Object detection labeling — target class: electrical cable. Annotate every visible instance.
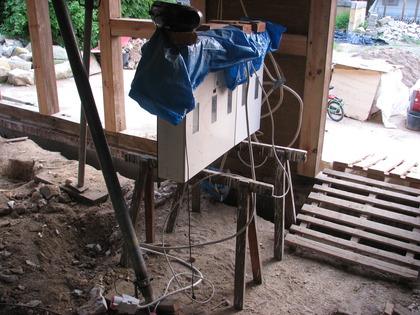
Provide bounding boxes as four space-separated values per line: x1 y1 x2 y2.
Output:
134 247 214 310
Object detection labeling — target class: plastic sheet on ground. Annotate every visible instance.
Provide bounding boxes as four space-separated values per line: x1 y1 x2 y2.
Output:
129 22 285 125
334 30 388 46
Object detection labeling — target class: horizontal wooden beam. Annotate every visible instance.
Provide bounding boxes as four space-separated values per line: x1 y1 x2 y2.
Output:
279 34 307 56
109 18 307 57
0 101 157 158
110 18 156 38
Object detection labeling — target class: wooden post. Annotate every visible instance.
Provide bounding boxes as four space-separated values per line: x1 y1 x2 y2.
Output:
25 0 59 116
233 185 249 310
165 183 187 233
98 0 126 132
415 0 420 20
274 161 285 261
298 0 336 178
191 178 201 213
384 1 388 17
120 163 147 267
144 166 155 243
401 0 407 19
247 193 262 284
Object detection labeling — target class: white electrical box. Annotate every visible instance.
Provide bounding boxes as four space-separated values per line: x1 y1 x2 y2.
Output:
158 67 263 183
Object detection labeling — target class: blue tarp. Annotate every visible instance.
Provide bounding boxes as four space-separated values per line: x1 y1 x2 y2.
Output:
334 30 388 46
129 21 286 125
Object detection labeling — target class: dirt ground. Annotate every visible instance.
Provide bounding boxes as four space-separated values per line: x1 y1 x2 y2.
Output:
1 44 420 315
0 135 419 315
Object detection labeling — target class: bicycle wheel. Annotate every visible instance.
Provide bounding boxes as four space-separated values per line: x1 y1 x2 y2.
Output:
327 99 344 122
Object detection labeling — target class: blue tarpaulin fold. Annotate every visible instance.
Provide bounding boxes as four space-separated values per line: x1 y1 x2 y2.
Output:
129 21 286 125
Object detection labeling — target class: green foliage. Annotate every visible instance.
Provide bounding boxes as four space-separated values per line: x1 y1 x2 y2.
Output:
0 0 160 49
335 11 350 30
359 20 368 29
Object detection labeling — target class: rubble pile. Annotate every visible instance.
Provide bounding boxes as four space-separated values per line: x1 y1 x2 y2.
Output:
375 17 420 42
122 37 147 70
0 34 104 87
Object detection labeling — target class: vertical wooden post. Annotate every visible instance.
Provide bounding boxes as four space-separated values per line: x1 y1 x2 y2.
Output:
401 0 407 19
98 0 126 132
233 185 249 310
144 167 155 243
25 0 59 116
191 178 201 213
384 1 388 17
165 183 187 233
247 193 262 284
298 0 336 178
414 0 419 20
274 162 285 261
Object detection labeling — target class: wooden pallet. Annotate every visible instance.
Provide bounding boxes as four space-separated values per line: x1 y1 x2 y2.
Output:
285 168 420 280
333 154 420 188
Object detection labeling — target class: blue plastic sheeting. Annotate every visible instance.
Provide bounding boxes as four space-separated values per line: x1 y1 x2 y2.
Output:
334 30 388 45
129 22 286 125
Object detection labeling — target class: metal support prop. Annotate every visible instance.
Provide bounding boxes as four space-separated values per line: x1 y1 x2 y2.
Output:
51 0 154 303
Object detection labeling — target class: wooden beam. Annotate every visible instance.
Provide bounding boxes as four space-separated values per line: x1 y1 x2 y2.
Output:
25 0 59 116
110 18 156 38
0 101 157 157
298 0 336 178
401 0 407 19
98 0 126 132
279 34 307 56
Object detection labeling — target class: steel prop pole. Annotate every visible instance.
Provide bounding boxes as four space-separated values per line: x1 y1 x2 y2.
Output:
51 0 154 303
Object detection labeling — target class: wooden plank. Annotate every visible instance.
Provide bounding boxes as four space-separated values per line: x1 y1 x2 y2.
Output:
323 168 420 196
318 174 420 204
301 204 420 243
237 141 307 163
297 214 420 254
98 0 126 133
195 169 273 196
25 0 59 116
285 234 418 280
110 18 156 38
320 169 420 201
290 225 420 268
0 102 157 156
389 159 418 178
330 67 382 121
298 0 336 178
278 34 307 56
313 184 420 216
352 153 387 170
308 192 420 228
367 156 404 175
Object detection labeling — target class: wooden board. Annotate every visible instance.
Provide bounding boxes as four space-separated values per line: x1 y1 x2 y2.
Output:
285 168 420 280
333 155 420 188
330 66 382 121
34 164 110 205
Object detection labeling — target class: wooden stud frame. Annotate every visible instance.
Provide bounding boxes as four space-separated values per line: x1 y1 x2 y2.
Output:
2 0 336 178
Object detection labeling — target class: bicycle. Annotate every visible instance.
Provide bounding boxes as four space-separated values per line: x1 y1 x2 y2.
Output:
327 86 345 122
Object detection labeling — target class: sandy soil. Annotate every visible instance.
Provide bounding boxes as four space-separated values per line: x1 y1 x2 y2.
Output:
0 136 419 315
